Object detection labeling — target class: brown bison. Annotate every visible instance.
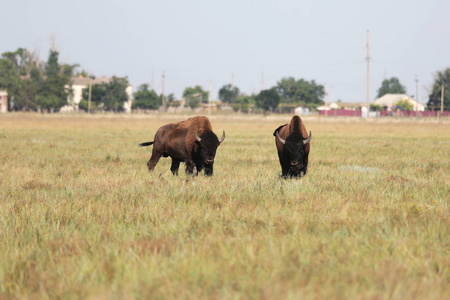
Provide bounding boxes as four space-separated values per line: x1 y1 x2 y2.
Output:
139 116 225 176
273 115 312 178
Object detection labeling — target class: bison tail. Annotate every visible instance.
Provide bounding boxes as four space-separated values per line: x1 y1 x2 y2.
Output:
139 141 154 147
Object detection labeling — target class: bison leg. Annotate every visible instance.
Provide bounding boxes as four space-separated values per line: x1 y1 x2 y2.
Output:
195 161 203 174
185 160 198 176
147 150 162 172
280 159 290 178
204 164 213 176
170 159 180 176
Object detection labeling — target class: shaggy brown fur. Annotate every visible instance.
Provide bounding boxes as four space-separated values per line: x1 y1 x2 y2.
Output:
140 116 225 176
273 115 311 178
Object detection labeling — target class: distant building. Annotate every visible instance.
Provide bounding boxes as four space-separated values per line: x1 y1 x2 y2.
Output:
166 98 186 113
317 102 346 111
62 76 133 112
318 102 365 111
338 102 366 110
202 102 218 112
317 104 330 111
294 106 310 115
374 94 424 111
0 90 7 113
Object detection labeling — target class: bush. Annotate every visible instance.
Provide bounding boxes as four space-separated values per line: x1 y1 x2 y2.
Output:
394 99 414 111
79 99 97 112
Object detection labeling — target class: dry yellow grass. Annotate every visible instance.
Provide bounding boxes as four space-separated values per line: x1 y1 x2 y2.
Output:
0 113 449 299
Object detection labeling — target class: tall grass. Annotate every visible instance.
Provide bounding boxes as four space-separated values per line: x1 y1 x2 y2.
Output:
0 114 449 299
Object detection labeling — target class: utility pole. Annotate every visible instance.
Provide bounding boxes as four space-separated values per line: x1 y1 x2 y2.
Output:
441 84 444 115
331 86 334 104
151 71 154 90
366 30 371 111
331 86 335 116
261 72 264 91
231 73 234 86
162 71 165 110
324 83 328 116
209 80 212 115
415 75 419 117
88 81 92 114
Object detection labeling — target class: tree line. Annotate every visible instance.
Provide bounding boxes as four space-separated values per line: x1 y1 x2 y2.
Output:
161 77 325 113
82 71 450 113
131 78 325 113
1 47 449 112
162 72 450 112
0 48 75 112
0 48 130 112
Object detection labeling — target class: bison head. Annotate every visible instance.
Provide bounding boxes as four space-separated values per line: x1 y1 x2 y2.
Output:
276 131 312 172
195 129 225 165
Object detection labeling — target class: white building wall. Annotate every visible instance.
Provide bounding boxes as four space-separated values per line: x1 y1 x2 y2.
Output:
0 91 8 113
63 77 133 112
72 85 85 105
123 85 133 113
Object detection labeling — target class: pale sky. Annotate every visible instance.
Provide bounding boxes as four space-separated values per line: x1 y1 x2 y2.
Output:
2 0 449 103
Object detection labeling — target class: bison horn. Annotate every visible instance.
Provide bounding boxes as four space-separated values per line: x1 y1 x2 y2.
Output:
303 131 312 145
219 130 225 143
276 131 286 145
195 129 201 142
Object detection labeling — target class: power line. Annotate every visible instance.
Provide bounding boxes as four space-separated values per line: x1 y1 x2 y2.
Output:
261 71 264 91
415 75 419 116
162 71 165 109
366 30 371 108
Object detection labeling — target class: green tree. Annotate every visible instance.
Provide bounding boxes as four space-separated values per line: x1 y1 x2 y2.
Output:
2 48 36 76
30 65 44 84
45 50 60 77
394 99 413 111
132 84 161 110
1 48 44 111
185 94 202 109
427 68 450 111
218 84 240 103
1 48 80 111
166 93 175 102
276 77 324 108
101 77 129 112
231 94 255 112
81 83 106 110
36 95 62 112
37 50 74 112
183 85 208 104
76 69 90 78
255 88 280 112
377 77 406 98
0 59 20 109
370 103 384 112
165 93 181 107
79 82 103 112
78 99 97 111
13 78 39 111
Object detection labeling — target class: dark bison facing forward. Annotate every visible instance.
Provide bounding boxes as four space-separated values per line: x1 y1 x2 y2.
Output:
273 115 312 178
139 116 225 176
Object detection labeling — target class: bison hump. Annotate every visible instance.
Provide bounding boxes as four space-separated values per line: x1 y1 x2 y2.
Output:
273 124 287 136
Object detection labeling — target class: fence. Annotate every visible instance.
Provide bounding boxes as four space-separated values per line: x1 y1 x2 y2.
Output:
319 110 450 117
319 110 362 117
380 111 450 117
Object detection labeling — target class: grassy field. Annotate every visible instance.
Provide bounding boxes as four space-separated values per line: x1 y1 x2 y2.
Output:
0 113 449 299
